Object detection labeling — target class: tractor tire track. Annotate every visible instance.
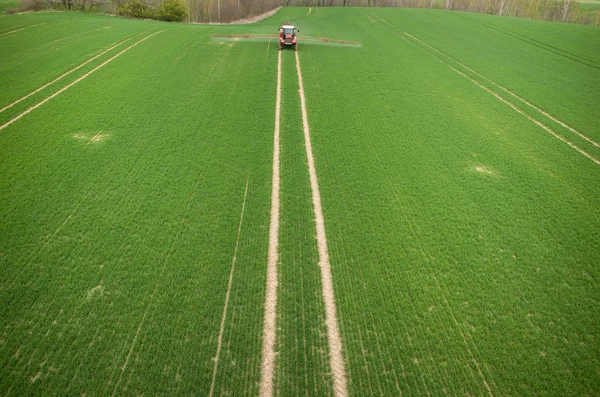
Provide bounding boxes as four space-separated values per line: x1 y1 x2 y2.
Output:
295 50 348 397
0 31 146 114
372 14 600 150
400 29 600 150
0 29 166 132
444 61 600 165
0 23 45 37
259 49 281 397
290 7 314 22
368 14 600 166
209 176 250 397
456 13 600 70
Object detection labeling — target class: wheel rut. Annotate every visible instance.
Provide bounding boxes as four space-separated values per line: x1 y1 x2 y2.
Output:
259 49 348 397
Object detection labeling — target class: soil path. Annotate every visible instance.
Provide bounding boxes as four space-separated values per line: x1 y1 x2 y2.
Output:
198 7 280 25
295 50 348 397
0 30 165 132
259 49 281 397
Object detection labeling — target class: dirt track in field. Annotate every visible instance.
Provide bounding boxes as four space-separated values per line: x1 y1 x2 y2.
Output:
195 6 280 25
295 50 348 397
260 46 348 397
375 13 599 150
0 32 145 114
449 62 600 166
259 49 281 397
0 30 165 132
399 29 600 149
367 13 600 167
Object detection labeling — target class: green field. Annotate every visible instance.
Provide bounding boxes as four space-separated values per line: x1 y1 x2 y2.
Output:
0 0 17 13
1 7 599 396
581 1 600 12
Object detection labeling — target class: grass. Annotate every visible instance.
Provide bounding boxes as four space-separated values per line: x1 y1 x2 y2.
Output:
580 3 600 12
1 6 599 396
581 0 600 10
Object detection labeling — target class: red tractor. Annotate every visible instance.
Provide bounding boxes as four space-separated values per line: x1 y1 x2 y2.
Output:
278 24 299 51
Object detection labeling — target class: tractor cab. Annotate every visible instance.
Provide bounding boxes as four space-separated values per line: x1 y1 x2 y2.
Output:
278 24 299 51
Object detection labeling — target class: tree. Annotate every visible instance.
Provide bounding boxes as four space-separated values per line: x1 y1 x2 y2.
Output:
158 0 187 20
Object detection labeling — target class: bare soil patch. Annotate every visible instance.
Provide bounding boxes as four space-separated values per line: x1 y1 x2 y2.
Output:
475 166 493 174
86 284 104 300
88 133 108 143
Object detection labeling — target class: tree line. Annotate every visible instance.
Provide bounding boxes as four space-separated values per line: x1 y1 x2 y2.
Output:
283 0 599 25
15 0 599 25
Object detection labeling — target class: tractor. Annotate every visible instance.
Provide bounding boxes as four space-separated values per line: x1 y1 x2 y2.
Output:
278 24 299 51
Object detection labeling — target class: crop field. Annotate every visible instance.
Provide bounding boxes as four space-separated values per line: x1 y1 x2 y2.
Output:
0 0 16 14
581 0 600 12
1 6 599 396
